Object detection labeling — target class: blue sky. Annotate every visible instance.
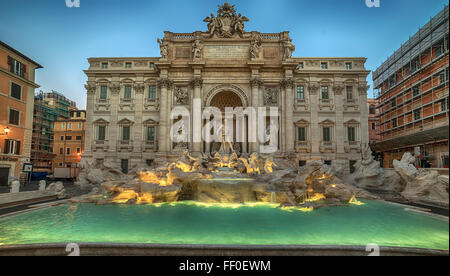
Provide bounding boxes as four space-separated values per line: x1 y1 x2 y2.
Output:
0 0 447 109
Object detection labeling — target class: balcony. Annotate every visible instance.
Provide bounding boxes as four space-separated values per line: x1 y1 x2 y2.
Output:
319 141 336 153
144 98 160 111
95 98 111 112
319 99 334 111
117 140 133 152
142 140 158 152
295 141 311 153
119 99 135 111
92 140 109 152
344 141 361 153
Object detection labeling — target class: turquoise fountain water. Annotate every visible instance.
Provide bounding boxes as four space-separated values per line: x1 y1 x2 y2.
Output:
0 200 448 250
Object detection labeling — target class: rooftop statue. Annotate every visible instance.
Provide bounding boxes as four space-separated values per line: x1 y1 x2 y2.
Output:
203 2 249 38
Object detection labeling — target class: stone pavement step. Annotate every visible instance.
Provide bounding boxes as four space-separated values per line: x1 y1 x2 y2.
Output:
0 191 58 210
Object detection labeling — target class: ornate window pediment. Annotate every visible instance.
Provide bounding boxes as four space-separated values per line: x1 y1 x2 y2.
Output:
319 119 335 126
118 118 134 126
143 118 159 126
294 119 310 126
344 119 360 126
93 118 109 126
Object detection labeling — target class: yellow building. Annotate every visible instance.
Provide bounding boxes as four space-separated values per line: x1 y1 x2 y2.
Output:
52 110 86 171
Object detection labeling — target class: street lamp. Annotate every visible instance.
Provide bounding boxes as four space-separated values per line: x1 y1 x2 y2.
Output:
0 127 10 136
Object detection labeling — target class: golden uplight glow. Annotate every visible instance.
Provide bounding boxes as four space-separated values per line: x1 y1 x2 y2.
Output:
349 195 364 205
305 193 326 202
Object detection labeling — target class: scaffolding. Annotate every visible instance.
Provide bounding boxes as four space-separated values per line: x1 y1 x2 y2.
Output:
31 91 76 176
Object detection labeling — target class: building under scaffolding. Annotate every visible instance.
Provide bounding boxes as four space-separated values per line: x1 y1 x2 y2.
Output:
372 5 449 168
31 91 77 178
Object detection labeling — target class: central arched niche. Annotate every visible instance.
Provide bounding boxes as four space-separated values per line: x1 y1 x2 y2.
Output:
210 91 243 111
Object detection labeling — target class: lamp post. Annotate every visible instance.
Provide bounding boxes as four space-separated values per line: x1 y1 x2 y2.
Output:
0 127 10 136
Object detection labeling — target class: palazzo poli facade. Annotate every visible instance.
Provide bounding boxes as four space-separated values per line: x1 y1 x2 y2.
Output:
83 3 370 174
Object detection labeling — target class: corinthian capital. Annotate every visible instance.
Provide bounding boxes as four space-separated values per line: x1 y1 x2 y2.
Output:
134 83 146 94
358 84 370 95
85 83 96 94
109 83 121 95
250 77 264 88
157 78 173 89
280 78 294 89
190 77 203 88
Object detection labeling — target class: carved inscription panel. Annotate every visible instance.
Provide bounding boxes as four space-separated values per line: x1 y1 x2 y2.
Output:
204 45 248 59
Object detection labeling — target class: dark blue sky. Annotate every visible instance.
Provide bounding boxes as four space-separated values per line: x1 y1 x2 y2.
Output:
0 0 447 108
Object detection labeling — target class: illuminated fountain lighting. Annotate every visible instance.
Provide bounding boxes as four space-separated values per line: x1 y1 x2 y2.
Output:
349 195 365 205
305 193 326 202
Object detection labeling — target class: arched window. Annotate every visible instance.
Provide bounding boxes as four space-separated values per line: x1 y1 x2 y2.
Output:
369 105 376 114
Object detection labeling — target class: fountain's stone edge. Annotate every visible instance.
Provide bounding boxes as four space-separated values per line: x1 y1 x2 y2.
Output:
0 243 447 256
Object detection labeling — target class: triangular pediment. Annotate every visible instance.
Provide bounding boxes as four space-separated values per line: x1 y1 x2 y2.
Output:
93 118 109 125
319 119 335 125
118 118 134 125
143 118 159 126
294 119 310 126
344 119 360 125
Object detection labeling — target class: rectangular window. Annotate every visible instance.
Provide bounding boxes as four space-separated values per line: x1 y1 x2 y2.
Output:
146 159 154 166
60 136 64 141
8 57 26 78
441 99 448 112
122 126 130 141
125 62 132 69
348 127 356 142
414 109 422 121
349 160 357 174
324 160 332 166
150 63 155 69
124 85 132 99
100 85 108 99
121 159 129 174
321 86 329 99
297 62 304 69
346 86 353 100
147 126 155 141
66 148 71 155
297 127 306 141
299 161 306 167
65 136 72 141
68 123 72 129
372 123 376 130
296 86 304 100
76 148 81 154
391 98 396 108
78 122 82 129
4 140 21 155
439 71 446 84
101 63 108 69
412 86 420 97
345 62 352 70
59 148 63 154
149 85 157 99
392 118 398 128
321 62 328 69
9 109 20 125
10 83 22 100
62 122 66 129
76 136 82 141
98 126 106 141
323 127 331 142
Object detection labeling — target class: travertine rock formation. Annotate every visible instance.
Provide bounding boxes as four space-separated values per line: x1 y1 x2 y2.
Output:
393 152 449 207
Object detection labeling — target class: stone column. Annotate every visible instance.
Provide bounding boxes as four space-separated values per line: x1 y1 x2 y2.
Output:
134 82 145 160
190 77 203 154
309 82 321 160
250 78 263 153
84 83 96 158
157 78 172 153
359 84 370 147
109 82 121 158
283 78 295 153
334 84 345 155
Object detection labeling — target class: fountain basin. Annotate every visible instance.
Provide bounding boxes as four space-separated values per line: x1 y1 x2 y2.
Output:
196 178 257 203
0 200 448 252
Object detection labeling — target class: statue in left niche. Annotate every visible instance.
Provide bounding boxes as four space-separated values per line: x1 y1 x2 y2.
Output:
192 39 204 60
157 38 169 59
